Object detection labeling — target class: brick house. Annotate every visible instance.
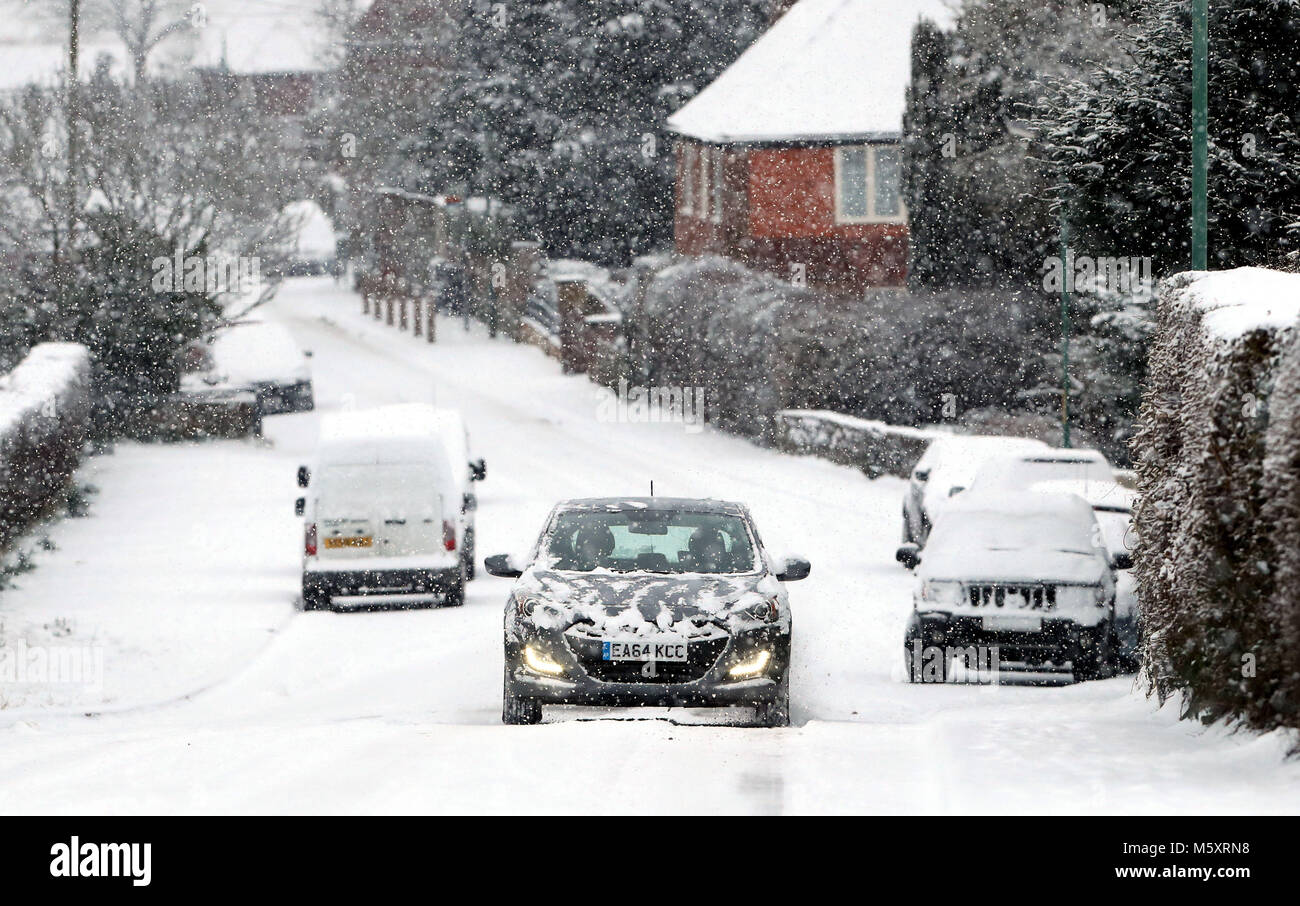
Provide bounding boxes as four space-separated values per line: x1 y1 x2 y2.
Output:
666 0 954 293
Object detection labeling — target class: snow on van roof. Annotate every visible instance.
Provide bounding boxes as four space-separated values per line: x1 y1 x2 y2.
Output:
1166 268 1300 342
667 0 957 143
322 404 449 443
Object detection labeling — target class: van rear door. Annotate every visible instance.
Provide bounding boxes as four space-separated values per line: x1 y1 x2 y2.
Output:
316 462 442 560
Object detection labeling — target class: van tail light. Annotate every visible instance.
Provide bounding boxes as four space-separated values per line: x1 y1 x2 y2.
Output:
442 520 456 552
305 523 318 557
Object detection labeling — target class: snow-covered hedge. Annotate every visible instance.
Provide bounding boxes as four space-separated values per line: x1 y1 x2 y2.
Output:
1132 268 1300 734
0 343 92 541
625 255 1053 443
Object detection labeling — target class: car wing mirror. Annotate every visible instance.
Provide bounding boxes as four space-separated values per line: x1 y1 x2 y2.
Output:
470 458 487 482
776 556 811 582
1111 551 1134 571
484 553 523 578
896 543 921 570
294 497 306 517
948 486 966 497
297 466 310 488
913 468 930 482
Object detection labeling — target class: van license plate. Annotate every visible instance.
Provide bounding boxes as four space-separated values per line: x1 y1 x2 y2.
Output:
983 615 1042 632
602 637 688 662
325 536 372 549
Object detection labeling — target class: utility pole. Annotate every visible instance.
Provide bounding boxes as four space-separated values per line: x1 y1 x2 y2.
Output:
1059 202 1072 449
1191 0 1209 270
64 0 80 262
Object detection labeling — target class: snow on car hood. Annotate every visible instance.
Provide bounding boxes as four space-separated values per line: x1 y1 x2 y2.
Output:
518 569 784 635
919 548 1107 586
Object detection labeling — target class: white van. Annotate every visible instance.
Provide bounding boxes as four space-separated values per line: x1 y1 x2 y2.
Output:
297 404 467 610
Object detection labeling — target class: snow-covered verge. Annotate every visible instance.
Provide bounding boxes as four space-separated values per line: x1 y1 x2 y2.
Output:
0 343 91 543
0 440 300 713
1134 267 1300 737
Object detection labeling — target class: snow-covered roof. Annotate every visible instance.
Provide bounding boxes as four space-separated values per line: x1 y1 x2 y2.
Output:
0 40 135 91
667 0 956 144
1168 267 1300 342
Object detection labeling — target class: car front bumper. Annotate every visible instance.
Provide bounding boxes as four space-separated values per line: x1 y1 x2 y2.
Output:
505 630 790 708
908 611 1108 670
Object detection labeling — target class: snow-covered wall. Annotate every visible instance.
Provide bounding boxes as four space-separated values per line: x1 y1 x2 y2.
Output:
0 343 91 543
1133 268 1300 736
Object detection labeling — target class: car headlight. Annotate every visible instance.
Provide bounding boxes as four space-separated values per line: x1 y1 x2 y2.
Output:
921 580 965 608
748 599 780 622
729 649 772 679
522 644 565 677
513 593 546 618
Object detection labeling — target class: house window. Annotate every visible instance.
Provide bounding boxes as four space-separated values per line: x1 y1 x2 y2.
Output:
697 147 711 220
681 145 696 216
834 145 906 224
710 147 725 223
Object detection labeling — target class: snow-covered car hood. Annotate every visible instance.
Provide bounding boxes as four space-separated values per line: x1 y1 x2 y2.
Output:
517 569 785 634
919 549 1108 586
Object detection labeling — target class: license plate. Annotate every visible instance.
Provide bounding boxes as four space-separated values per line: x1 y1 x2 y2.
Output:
983 614 1042 632
324 536 372 549
602 636 688 662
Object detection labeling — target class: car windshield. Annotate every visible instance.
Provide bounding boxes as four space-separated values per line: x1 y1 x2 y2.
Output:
543 510 757 574
929 511 1097 558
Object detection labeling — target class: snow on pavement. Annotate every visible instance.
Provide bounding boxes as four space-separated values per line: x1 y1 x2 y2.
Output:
0 276 1296 814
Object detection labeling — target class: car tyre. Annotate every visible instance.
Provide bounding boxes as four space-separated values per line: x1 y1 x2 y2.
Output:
302 586 327 612
502 668 542 725
1074 624 1113 682
754 674 790 728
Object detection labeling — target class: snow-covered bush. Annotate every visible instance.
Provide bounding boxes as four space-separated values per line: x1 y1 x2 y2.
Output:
1133 268 1300 734
0 343 91 543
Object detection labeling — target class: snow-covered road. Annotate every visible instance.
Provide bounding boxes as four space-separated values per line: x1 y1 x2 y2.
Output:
0 277 1296 814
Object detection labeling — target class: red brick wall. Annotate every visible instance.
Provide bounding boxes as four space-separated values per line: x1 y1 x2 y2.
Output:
673 140 908 291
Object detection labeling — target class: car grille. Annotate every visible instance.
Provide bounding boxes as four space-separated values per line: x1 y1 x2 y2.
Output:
565 632 729 685
968 584 1056 611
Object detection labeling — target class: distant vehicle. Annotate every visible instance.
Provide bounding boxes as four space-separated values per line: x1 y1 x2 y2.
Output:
278 200 338 277
966 448 1116 495
486 497 810 726
897 491 1122 682
902 435 1049 547
426 409 487 579
297 404 467 611
183 320 314 417
1027 479 1139 672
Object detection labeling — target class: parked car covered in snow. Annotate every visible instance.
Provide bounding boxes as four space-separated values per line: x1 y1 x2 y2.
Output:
297 404 468 610
898 491 1122 682
966 447 1116 495
486 497 810 726
902 434 1049 547
183 320 314 417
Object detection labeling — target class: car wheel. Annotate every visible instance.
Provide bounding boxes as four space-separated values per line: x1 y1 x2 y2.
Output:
502 668 542 725
754 674 790 728
445 578 466 607
302 587 327 612
1074 625 1112 682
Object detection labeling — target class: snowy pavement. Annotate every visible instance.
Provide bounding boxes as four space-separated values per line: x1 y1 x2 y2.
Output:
0 276 1296 814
